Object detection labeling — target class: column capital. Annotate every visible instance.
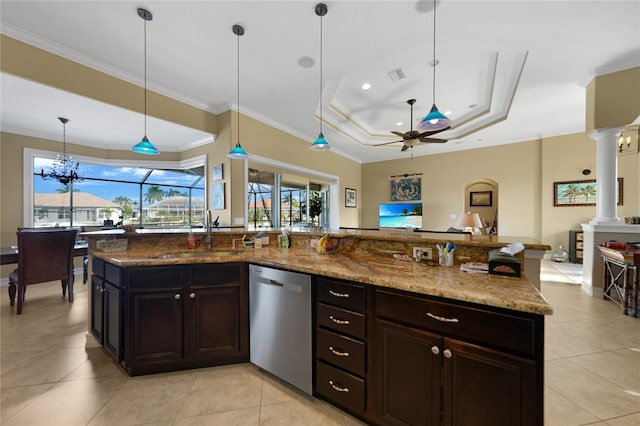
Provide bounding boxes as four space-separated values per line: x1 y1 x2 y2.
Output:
589 126 625 140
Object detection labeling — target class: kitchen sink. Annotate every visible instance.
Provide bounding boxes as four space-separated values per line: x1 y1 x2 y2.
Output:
152 251 240 259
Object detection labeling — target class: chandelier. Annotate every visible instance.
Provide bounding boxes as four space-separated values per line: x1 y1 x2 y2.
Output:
40 117 83 185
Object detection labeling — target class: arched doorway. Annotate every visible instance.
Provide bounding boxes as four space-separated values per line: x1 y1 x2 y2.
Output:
464 179 498 235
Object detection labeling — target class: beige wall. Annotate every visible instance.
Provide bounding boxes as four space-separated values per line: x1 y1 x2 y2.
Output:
362 133 639 251
586 67 640 134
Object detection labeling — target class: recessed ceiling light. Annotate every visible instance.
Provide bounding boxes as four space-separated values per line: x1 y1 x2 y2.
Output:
444 110 452 116
361 83 371 90
297 56 315 68
468 103 478 109
396 121 403 126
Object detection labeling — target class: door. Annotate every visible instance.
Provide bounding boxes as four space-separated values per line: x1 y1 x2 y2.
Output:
185 284 241 359
103 281 122 361
442 338 537 426
375 319 442 426
90 275 104 344
129 290 183 364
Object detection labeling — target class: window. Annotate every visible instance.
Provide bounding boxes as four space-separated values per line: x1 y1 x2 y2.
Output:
26 149 206 228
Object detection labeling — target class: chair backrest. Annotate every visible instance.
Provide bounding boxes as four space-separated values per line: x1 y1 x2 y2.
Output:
16 228 78 285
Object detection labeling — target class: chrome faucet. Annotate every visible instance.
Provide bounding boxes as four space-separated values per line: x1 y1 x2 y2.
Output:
204 210 213 249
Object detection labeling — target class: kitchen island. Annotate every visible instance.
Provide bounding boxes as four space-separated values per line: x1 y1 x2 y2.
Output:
84 229 551 426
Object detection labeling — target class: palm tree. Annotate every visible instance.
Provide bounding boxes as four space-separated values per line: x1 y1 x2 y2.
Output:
581 184 596 202
56 183 78 193
144 185 165 204
561 184 581 203
167 188 186 198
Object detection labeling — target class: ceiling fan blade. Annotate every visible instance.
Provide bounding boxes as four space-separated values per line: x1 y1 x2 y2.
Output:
417 126 451 138
419 137 448 143
401 145 409 152
390 131 409 139
373 140 404 146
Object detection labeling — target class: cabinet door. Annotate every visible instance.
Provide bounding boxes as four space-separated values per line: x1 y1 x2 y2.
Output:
185 284 242 359
129 291 183 364
442 338 537 426
375 319 442 426
90 276 104 344
103 281 122 361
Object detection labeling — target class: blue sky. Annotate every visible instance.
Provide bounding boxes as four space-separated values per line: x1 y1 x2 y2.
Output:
378 202 422 217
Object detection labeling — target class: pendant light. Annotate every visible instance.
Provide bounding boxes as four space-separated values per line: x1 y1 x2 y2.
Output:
131 8 159 155
310 3 331 151
417 0 451 132
40 117 83 185
227 24 249 160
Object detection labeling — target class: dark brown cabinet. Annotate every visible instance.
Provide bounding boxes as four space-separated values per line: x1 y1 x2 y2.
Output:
91 261 248 376
374 288 543 426
314 277 369 418
90 258 122 362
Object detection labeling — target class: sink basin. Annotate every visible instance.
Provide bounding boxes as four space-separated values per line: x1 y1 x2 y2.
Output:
152 251 240 259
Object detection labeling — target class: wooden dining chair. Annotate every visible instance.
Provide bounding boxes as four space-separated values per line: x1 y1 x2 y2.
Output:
8 228 78 314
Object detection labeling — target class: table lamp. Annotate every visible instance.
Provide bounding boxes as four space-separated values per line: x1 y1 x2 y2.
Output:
456 212 484 235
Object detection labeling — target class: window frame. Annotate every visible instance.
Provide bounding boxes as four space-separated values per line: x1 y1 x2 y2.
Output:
23 148 207 228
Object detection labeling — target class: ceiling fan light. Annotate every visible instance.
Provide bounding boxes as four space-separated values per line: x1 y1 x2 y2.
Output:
227 142 249 159
131 135 159 155
418 104 451 131
310 133 331 150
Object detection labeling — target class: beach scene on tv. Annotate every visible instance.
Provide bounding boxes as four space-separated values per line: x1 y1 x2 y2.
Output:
378 202 423 228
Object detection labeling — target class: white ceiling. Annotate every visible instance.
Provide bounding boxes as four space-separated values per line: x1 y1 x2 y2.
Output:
1 1 639 164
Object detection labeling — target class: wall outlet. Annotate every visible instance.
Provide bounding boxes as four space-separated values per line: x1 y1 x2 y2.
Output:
413 247 433 261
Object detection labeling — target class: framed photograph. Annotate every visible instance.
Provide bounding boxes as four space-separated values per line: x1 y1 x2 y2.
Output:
390 177 421 201
212 182 225 209
213 163 224 181
470 191 492 207
554 178 623 207
345 188 357 208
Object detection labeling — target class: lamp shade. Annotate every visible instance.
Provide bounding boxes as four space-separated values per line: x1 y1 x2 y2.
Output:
227 142 249 160
456 212 483 230
131 136 159 155
417 104 451 132
310 132 331 151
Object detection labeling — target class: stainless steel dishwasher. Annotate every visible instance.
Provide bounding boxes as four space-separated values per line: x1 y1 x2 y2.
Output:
249 264 312 395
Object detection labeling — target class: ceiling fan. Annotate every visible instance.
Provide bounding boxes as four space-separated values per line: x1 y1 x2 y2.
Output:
373 99 450 152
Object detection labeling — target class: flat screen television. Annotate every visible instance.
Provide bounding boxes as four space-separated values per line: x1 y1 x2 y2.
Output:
379 202 423 229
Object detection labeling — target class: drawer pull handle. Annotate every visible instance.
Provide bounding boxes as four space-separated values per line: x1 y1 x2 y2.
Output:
426 312 459 323
328 346 350 357
174 294 181 300
329 290 350 298
328 380 350 393
431 346 440 355
329 315 350 325
443 349 452 359
189 292 195 299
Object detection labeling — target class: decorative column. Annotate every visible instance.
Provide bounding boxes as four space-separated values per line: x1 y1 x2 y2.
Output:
589 127 623 224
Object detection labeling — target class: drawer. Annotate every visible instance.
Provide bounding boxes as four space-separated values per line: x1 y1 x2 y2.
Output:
576 242 584 250
316 361 365 414
576 232 584 241
316 328 365 376
317 303 366 339
191 263 243 286
127 266 182 290
92 257 105 278
375 289 537 356
105 262 122 287
316 278 365 313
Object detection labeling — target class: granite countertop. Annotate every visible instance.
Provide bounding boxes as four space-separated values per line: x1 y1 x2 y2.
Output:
92 247 553 316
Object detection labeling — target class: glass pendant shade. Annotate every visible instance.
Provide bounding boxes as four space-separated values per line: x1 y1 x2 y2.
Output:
310 132 331 151
417 104 451 132
132 136 159 155
227 142 249 159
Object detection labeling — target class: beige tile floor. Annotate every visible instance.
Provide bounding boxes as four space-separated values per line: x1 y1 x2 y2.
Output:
1 261 638 425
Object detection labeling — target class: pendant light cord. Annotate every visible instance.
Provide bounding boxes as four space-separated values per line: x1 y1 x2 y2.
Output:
319 10 323 134
144 17 148 137
237 29 240 145
432 0 437 105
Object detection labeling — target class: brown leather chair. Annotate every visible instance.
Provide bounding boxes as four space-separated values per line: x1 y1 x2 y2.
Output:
8 228 78 314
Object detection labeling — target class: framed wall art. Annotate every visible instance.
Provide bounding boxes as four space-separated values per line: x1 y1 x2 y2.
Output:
212 182 225 209
553 178 623 207
345 188 357 208
470 191 492 207
390 177 421 201
213 163 224 181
